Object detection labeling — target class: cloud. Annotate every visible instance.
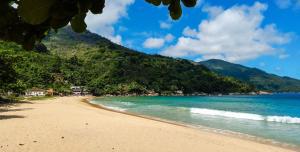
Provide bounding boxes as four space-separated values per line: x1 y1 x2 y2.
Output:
143 38 165 48
143 34 175 49
202 5 224 18
165 34 175 42
161 2 291 63
195 0 204 8
160 21 172 29
85 0 135 44
183 27 198 37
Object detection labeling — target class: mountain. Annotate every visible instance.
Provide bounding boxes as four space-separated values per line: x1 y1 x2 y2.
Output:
0 27 255 95
199 59 300 92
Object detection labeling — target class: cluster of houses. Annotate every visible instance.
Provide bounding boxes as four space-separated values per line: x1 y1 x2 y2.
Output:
25 86 89 97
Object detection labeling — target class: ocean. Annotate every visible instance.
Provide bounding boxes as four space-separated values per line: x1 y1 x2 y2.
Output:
91 94 300 147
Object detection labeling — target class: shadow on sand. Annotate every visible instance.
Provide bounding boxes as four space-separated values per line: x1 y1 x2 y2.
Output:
0 108 33 113
0 115 25 120
0 99 32 120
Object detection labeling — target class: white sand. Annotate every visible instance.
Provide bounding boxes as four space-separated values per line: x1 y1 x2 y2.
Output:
0 96 295 152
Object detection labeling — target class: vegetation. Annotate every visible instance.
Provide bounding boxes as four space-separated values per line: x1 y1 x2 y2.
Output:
199 59 300 92
0 27 254 96
0 0 197 50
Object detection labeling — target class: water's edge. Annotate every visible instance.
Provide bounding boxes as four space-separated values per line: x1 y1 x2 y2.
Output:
82 97 299 151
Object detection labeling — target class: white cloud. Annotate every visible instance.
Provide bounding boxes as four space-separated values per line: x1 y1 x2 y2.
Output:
161 2 291 63
165 34 175 42
183 27 198 37
202 5 224 18
195 0 204 8
160 21 172 29
85 0 135 44
143 34 175 49
143 38 165 49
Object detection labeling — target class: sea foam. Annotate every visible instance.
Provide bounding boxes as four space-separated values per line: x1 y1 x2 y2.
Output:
104 106 127 112
190 108 300 124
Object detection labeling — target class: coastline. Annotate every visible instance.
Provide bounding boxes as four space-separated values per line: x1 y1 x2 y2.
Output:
0 96 296 152
86 97 299 151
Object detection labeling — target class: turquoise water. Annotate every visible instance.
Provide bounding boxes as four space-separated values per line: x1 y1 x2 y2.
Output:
91 94 300 147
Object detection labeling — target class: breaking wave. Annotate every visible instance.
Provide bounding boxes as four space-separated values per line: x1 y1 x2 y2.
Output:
104 106 127 112
190 108 300 124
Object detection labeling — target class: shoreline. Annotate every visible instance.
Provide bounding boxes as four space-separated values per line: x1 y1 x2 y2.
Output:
0 96 296 152
86 97 299 151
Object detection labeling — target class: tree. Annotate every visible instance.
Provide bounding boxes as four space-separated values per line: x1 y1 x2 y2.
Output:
0 0 197 50
0 50 17 92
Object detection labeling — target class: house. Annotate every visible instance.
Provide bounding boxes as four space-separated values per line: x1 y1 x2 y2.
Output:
71 86 89 96
71 86 82 96
25 88 46 96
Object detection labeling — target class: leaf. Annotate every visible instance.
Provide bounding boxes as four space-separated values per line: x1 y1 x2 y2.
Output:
71 13 87 33
145 0 161 6
18 0 57 25
162 0 171 5
168 0 182 20
181 0 197 7
90 0 105 14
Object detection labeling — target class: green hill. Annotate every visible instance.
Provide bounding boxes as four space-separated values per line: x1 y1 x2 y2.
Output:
199 59 300 92
0 27 254 96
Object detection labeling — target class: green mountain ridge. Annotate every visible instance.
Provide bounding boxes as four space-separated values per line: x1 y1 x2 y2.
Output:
43 27 254 95
0 27 254 96
199 59 300 92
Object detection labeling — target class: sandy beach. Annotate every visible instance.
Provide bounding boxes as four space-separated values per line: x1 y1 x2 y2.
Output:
0 96 295 152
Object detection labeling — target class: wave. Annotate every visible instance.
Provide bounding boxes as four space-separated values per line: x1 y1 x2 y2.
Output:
103 106 127 112
119 102 136 106
190 108 300 124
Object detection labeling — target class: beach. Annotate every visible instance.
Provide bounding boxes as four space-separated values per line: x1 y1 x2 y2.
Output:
0 96 295 152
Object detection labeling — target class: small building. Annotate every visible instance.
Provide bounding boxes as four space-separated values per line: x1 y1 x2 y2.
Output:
71 86 89 96
71 86 82 96
25 88 46 96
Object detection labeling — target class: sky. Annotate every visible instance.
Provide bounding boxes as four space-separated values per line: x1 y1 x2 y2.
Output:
85 0 300 79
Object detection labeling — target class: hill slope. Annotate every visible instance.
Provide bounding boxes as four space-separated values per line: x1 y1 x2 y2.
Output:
0 27 254 95
42 27 254 95
199 59 300 92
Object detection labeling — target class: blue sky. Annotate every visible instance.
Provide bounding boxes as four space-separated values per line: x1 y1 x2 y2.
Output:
85 0 300 79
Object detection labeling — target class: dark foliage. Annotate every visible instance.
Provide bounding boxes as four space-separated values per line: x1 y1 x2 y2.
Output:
0 0 197 50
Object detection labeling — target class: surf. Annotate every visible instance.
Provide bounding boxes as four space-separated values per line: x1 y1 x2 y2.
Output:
190 108 300 124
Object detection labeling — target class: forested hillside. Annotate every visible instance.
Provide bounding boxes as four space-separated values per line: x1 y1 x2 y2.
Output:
199 59 300 92
0 27 254 96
